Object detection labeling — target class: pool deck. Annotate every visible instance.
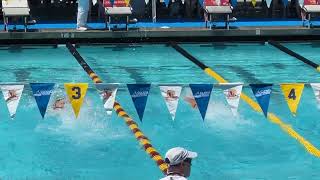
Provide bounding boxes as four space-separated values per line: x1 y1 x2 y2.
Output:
1 22 320 43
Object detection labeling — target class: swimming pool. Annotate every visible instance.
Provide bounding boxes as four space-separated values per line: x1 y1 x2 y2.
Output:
0 43 319 179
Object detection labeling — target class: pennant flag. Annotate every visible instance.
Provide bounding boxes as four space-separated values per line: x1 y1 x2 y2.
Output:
231 0 237 7
164 0 170 7
145 0 149 4
220 83 243 116
299 0 304 6
266 0 272 7
0 85 24 119
252 0 256 7
125 0 130 6
110 0 115 6
64 83 88 118
30 83 55 119
189 84 213 120
282 0 288 6
96 83 118 116
250 84 273 117
280 83 304 116
199 0 204 7
127 84 151 121
159 86 182 120
311 83 320 105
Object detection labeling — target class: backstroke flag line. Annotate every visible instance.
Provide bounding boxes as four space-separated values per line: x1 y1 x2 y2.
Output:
159 85 182 120
220 83 243 116
250 84 273 117
311 83 320 105
127 84 151 121
96 83 118 116
190 84 213 121
30 83 55 118
280 83 304 116
0 85 24 119
64 83 88 118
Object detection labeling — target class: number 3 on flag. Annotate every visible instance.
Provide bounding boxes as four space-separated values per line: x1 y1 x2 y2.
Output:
65 83 88 118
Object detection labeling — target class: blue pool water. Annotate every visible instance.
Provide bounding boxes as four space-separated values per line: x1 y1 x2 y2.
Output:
0 43 319 179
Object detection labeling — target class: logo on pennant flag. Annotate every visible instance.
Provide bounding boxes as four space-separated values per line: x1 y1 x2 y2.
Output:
311 83 320 105
159 86 182 120
64 83 88 118
280 83 304 116
30 83 55 119
96 83 118 116
250 84 273 117
0 85 24 119
127 84 151 121
189 84 213 121
220 83 243 116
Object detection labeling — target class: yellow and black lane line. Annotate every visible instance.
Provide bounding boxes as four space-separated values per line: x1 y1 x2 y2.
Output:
66 43 168 174
268 40 320 72
170 42 320 158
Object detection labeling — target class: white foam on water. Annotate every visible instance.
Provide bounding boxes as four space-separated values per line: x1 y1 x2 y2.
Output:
204 101 255 130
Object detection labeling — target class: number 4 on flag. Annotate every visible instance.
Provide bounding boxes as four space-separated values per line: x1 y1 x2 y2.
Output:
280 83 304 116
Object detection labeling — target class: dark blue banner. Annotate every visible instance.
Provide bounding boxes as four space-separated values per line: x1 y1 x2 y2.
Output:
127 84 151 121
250 84 273 117
30 83 55 118
190 84 213 121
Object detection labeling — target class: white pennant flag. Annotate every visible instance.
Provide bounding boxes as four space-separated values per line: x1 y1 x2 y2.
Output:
220 83 243 116
0 85 24 119
145 0 149 4
96 84 118 116
311 83 320 105
159 86 182 120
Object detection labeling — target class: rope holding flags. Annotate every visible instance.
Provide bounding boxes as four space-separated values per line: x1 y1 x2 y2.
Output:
0 83 319 121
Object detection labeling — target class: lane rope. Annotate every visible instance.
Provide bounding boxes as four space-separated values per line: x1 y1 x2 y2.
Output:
66 43 168 174
268 40 320 72
170 42 320 158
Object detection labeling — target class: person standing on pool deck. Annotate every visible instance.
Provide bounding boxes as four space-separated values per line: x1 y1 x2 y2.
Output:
160 147 198 180
77 0 97 31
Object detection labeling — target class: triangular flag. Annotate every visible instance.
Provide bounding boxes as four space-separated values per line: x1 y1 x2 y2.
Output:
96 83 118 116
182 0 185 4
164 0 170 7
299 0 304 7
159 86 182 120
127 84 151 121
282 0 288 6
30 83 55 119
199 0 204 7
64 83 88 118
0 85 24 119
189 84 213 120
252 0 256 6
220 83 243 116
311 83 320 105
280 83 304 116
231 0 237 7
110 0 115 6
125 0 130 6
145 0 149 4
266 0 272 7
250 84 273 117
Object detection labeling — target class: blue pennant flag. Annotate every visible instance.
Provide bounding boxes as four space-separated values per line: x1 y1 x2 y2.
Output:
282 0 288 6
190 84 213 121
164 0 170 7
199 0 204 7
30 83 55 118
127 84 151 121
250 84 273 117
231 0 237 7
